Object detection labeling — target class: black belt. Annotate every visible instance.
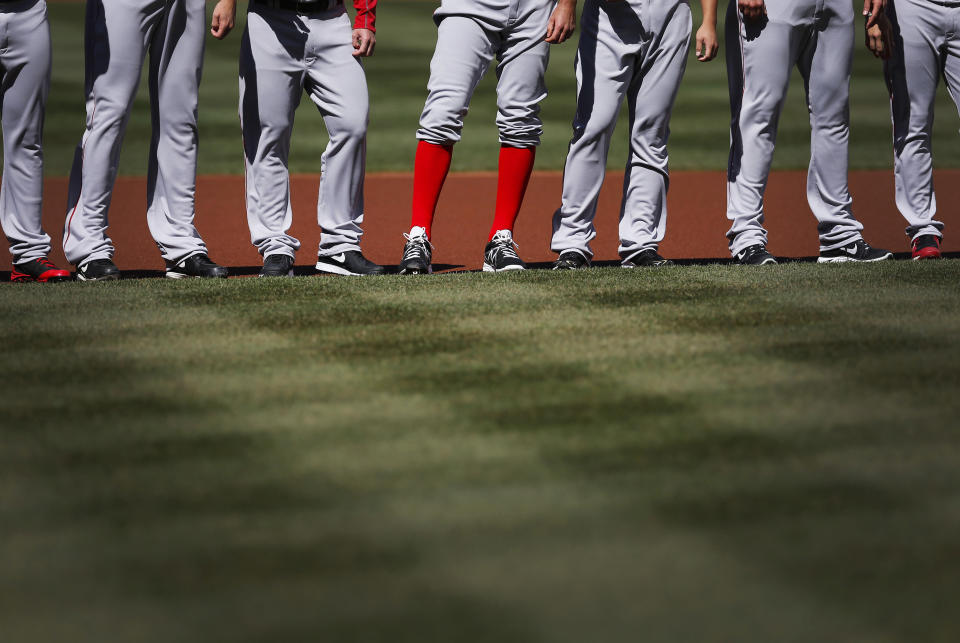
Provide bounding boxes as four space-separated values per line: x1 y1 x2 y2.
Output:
252 0 341 14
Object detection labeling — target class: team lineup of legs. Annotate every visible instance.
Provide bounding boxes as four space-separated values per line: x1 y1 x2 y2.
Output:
1 0 954 282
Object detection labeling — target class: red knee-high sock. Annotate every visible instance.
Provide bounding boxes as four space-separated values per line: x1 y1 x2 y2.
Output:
410 141 453 239
489 145 536 240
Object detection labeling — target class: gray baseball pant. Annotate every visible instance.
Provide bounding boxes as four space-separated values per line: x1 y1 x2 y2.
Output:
417 0 555 147
240 1 368 260
550 0 692 261
63 0 207 267
0 0 51 265
885 0 960 241
726 0 864 256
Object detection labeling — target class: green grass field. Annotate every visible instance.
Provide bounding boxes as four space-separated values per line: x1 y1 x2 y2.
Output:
4 261 960 642
42 1 960 175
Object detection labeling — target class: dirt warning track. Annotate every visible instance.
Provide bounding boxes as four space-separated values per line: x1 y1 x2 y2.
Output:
4 170 957 273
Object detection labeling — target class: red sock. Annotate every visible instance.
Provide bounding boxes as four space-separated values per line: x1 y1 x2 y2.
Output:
489 145 536 240
411 141 453 239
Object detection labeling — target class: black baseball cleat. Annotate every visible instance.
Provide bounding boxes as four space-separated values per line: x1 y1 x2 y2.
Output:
399 226 432 274
316 250 385 276
165 253 228 279
483 230 525 272
912 235 941 260
76 258 120 281
735 244 777 265
260 254 295 277
552 249 590 270
818 239 892 263
622 248 674 268
11 257 71 283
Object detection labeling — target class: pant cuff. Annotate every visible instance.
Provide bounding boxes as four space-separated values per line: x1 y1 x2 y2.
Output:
910 228 943 242
819 233 863 253
166 249 208 264
729 234 768 257
318 241 362 257
76 251 114 268
619 243 659 261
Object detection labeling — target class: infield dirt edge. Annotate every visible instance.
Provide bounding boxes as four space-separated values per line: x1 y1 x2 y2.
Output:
4 170 954 272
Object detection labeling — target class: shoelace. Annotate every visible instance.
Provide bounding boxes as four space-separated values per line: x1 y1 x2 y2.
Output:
489 232 520 262
402 233 433 262
36 257 58 270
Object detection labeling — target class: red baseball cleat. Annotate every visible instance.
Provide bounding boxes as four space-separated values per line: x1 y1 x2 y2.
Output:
11 257 72 283
911 235 942 260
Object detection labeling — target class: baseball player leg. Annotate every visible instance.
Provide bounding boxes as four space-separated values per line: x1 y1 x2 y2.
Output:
886 0 947 247
481 8 551 271
493 4 550 152
63 0 163 268
305 9 378 273
617 0 692 265
239 7 305 262
146 0 214 270
550 0 632 261
410 16 498 238
409 141 452 242
943 22 960 122
796 0 864 252
725 0 800 258
417 16 498 147
942 13 960 237
489 146 536 242
1 0 53 267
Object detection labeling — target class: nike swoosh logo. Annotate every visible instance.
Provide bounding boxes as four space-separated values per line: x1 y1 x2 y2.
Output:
329 254 346 263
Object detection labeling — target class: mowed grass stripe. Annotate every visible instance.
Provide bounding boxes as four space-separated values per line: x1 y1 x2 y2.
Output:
2 261 960 642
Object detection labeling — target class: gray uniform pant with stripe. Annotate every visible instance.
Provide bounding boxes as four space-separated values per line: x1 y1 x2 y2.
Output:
1 0 50 265
550 0 692 261
63 0 208 266
417 0 555 147
240 2 368 259
885 0 960 241
725 0 864 256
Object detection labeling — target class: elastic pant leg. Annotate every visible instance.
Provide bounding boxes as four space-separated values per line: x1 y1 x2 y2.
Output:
239 5 306 259
305 11 369 256
63 0 165 265
725 1 799 256
797 1 862 251
417 16 497 145
147 0 207 262
886 0 950 241
0 0 51 264
618 0 692 260
551 0 629 258
942 15 960 233
494 2 552 147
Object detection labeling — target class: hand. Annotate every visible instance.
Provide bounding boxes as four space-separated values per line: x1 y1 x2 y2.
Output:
863 0 886 29
353 28 376 57
738 0 766 22
695 23 719 61
865 14 894 60
545 0 577 44
210 0 236 39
